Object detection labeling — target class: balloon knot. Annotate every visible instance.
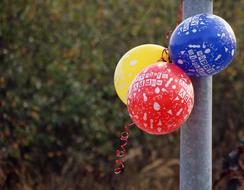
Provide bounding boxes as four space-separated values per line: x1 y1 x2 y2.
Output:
159 48 171 63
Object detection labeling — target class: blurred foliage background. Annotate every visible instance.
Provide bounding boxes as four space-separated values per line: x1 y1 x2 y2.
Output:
0 0 243 189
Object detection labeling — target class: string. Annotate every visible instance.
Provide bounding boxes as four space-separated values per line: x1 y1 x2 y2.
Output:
176 0 184 26
165 0 184 40
162 0 184 62
113 122 134 175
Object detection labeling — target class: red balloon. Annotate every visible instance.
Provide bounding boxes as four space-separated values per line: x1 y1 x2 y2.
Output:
127 62 194 135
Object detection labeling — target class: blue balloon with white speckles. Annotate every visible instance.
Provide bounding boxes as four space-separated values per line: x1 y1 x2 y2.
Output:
169 13 236 77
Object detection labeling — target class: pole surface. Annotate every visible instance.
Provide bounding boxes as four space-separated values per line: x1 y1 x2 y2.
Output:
180 1 213 190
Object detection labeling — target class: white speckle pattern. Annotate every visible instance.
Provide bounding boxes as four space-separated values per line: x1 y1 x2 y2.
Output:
181 51 185 55
119 83 125 89
215 54 222 61
165 78 173 87
157 128 162 132
192 29 197 33
204 48 211 54
172 85 176 89
157 120 162 126
231 49 235 56
188 44 201 48
178 59 183 64
150 119 154 129
176 108 183 116
167 110 173 115
175 96 179 101
153 102 160 111
225 47 228 52
162 88 168 92
202 42 206 49
155 87 160 94
143 113 147 121
143 93 147 102
157 62 165 67
130 60 138 66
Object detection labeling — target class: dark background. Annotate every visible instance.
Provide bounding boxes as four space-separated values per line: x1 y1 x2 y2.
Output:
1 0 243 189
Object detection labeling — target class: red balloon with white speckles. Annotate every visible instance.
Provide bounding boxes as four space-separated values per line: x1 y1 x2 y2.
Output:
127 62 194 135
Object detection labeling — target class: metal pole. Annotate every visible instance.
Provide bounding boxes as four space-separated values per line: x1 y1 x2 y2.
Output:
180 1 213 190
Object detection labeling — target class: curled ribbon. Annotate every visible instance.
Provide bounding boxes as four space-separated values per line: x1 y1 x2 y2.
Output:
114 122 134 174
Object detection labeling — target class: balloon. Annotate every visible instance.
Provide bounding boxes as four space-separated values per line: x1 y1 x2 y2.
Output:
169 13 236 76
114 44 168 104
127 62 194 135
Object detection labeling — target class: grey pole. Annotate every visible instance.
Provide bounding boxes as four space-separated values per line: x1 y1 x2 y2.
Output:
180 1 213 190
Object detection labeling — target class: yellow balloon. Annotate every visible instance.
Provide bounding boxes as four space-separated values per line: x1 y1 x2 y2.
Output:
114 44 167 104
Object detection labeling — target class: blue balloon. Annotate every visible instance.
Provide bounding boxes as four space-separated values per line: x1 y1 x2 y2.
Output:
169 13 236 77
